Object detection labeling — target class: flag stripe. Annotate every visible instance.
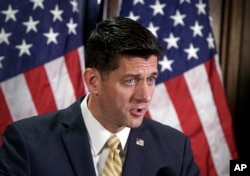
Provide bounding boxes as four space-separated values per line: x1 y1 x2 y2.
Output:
1 75 37 121
144 110 151 119
149 84 182 131
165 72 217 176
65 48 85 99
205 57 238 159
78 46 88 93
0 88 13 144
185 62 231 175
44 55 76 110
24 66 57 115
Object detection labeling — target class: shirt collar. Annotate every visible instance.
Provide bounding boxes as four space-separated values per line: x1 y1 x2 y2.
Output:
81 94 130 154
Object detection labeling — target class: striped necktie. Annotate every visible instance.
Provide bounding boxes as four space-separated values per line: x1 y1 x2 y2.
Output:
102 135 122 176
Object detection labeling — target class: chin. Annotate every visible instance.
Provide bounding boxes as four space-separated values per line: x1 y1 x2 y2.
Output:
129 120 143 128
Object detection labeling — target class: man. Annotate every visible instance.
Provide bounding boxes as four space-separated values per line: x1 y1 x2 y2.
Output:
0 17 200 176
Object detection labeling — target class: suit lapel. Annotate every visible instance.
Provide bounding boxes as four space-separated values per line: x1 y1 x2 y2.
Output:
62 127 96 176
61 99 96 176
122 126 149 176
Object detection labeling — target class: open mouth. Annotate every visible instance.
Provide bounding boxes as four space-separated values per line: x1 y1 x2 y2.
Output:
130 108 146 116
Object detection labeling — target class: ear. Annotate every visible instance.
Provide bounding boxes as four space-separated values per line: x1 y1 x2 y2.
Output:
83 68 101 95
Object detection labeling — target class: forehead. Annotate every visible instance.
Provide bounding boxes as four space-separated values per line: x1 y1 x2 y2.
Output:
118 56 158 73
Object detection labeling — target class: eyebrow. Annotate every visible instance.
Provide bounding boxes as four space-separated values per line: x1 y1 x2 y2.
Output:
123 72 159 78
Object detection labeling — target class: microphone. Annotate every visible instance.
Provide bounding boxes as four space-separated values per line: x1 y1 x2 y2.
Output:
157 166 177 176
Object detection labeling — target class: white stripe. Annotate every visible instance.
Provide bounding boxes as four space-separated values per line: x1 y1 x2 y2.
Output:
44 56 76 110
0 74 37 121
184 64 231 176
214 54 223 85
78 46 88 93
149 83 182 132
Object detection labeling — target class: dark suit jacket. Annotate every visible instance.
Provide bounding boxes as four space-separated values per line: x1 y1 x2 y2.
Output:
0 97 200 176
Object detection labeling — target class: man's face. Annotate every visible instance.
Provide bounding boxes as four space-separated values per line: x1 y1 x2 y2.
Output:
87 55 158 133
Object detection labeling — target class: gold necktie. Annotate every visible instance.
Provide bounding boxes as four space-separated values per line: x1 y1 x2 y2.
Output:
102 135 122 176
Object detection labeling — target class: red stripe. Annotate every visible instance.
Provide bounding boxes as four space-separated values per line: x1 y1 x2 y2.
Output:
165 75 217 176
24 66 57 115
0 88 13 145
64 49 85 99
145 110 151 119
205 58 238 159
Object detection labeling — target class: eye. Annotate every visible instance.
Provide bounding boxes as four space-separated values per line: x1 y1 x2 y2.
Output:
124 78 137 86
147 77 156 85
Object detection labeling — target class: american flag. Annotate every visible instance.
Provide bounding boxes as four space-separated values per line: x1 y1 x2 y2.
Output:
0 0 87 144
119 0 238 175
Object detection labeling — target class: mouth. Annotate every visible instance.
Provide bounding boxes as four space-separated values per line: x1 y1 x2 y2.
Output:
129 108 147 117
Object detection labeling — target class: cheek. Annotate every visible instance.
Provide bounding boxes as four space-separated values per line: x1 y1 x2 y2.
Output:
109 88 131 104
106 87 132 108
100 81 133 106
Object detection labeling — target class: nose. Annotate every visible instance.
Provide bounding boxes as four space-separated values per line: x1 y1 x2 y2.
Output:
134 80 152 103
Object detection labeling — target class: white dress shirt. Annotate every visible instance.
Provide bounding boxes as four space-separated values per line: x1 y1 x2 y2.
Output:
81 94 131 176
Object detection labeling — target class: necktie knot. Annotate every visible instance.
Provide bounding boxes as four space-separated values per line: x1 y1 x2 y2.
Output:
106 135 121 151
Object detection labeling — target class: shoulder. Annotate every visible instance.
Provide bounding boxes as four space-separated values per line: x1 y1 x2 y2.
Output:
142 117 186 138
138 118 194 160
137 118 200 176
5 97 84 136
139 117 190 149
